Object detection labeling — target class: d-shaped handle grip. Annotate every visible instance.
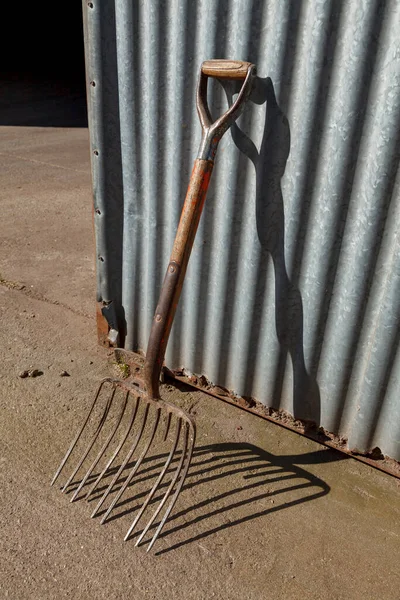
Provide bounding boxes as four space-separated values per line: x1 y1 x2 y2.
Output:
201 59 253 80
196 59 256 161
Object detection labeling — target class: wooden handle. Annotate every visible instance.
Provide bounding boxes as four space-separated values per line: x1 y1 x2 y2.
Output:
201 59 252 80
144 159 214 397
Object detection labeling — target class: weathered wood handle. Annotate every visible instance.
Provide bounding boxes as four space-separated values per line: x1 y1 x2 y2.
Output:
144 159 214 397
201 59 252 80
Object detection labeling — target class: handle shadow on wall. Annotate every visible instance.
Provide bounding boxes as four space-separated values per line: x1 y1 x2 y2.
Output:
222 77 321 427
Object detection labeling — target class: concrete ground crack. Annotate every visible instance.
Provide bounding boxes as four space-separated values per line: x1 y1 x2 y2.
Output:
0 278 91 320
0 150 89 175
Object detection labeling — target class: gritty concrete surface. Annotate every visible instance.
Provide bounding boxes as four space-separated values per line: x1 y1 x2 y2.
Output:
0 123 400 600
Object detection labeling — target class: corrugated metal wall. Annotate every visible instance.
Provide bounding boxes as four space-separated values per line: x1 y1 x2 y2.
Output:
84 0 400 460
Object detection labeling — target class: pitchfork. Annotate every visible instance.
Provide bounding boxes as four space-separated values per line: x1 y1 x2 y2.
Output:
52 59 256 551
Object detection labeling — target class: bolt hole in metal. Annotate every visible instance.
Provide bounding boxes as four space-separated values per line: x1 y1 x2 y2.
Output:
93 150 99 156
95 209 101 215
90 80 96 87
98 256 104 262
87 2 94 8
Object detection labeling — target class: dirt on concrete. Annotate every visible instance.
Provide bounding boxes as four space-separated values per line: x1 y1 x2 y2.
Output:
0 124 400 600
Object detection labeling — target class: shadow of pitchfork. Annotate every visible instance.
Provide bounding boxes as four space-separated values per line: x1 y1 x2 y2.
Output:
73 442 343 554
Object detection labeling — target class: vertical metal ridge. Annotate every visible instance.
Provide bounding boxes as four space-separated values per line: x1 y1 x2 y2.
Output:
292 1 386 426
178 0 217 370
167 0 201 367
239 2 276 401
199 0 235 381
220 0 266 388
337 1 400 449
256 0 308 415
162 0 189 341
116 0 140 350
366 165 400 458
188 0 222 375
142 2 160 338
317 0 399 434
136 2 150 348
87 0 400 460
84 0 106 301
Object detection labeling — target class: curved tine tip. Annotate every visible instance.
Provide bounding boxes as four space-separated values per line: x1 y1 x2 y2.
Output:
135 424 189 549
124 419 182 542
146 423 195 552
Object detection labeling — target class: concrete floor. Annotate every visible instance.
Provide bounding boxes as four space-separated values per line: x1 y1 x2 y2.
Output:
0 114 400 599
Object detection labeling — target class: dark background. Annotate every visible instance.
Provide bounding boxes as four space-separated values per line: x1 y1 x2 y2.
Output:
1 2 87 127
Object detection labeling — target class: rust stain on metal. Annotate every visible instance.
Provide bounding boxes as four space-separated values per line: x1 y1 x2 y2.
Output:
110 346 400 480
168 370 400 481
96 302 111 347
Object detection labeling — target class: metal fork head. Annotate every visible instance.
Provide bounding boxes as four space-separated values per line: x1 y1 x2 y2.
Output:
51 378 196 552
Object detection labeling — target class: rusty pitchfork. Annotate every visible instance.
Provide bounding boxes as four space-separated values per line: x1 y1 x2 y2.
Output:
52 59 256 551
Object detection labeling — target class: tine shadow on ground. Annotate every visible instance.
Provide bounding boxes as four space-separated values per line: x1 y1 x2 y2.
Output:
154 443 343 554
67 442 344 554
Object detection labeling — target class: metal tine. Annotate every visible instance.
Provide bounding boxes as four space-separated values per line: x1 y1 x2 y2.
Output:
100 408 161 524
84 393 139 500
51 379 110 487
124 417 182 541
134 422 190 549
69 390 130 502
163 412 172 442
91 403 150 518
146 423 195 552
61 384 117 493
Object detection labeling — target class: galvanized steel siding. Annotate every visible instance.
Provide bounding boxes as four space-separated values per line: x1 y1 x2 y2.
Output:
84 0 400 460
